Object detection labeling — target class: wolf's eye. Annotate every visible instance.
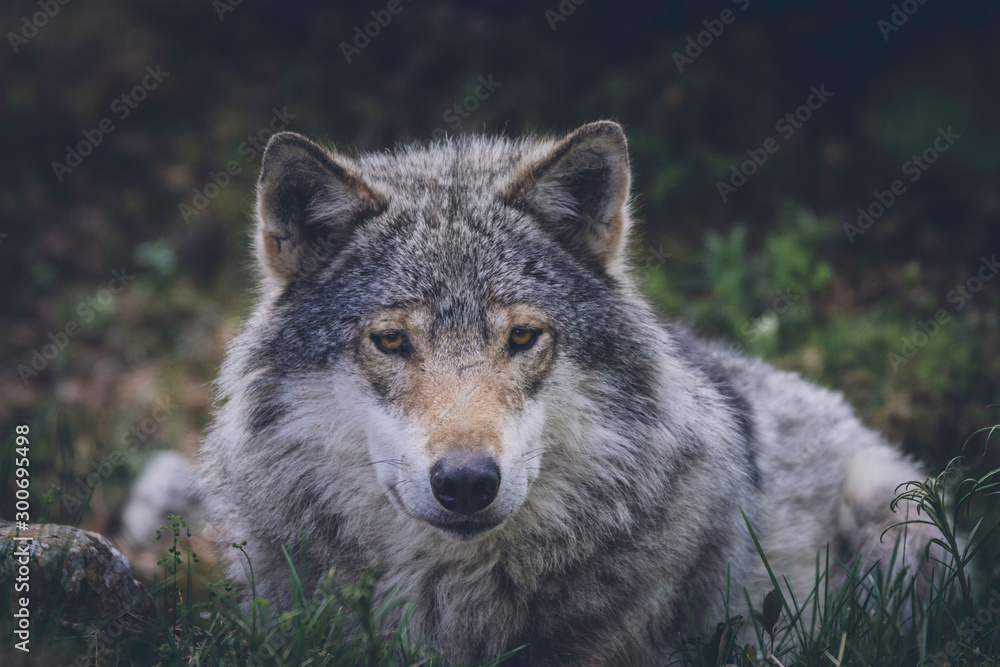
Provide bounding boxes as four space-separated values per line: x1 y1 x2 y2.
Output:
509 327 540 352
373 332 407 355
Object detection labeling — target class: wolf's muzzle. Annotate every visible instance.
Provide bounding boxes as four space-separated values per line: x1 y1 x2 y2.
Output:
430 450 501 515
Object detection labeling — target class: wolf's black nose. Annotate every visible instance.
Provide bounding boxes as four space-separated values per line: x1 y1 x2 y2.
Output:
430 451 500 515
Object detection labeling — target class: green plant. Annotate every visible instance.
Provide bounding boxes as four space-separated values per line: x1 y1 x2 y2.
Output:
885 422 1000 616
668 424 1000 666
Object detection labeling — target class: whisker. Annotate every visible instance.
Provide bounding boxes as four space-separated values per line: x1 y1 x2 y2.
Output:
521 448 547 463
367 458 405 470
388 479 411 492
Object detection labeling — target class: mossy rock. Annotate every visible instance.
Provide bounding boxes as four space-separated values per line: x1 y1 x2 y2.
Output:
0 520 151 627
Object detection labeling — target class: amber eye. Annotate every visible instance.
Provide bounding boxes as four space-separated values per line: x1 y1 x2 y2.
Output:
509 327 539 352
373 332 407 354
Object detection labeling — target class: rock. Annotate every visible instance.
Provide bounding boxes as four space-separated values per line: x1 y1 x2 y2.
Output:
0 520 150 626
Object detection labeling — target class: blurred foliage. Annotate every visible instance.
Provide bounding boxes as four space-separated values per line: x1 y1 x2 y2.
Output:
0 0 998 576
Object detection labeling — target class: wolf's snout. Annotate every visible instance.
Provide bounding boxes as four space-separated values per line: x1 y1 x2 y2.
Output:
430 451 501 515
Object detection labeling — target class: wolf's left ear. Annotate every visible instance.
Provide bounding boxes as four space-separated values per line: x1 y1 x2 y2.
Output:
255 132 387 287
502 121 631 272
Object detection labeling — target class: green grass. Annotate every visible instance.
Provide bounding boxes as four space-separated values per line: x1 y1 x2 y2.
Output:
3 426 998 666
675 424 1000 667
1 513 518 666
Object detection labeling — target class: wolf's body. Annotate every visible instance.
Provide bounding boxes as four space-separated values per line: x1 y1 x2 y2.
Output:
199 122 939 665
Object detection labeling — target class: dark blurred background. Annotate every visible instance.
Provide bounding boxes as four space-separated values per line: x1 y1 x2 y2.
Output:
1 0 998 573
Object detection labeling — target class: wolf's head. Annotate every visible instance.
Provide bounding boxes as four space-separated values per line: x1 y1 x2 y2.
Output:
245 121 653 540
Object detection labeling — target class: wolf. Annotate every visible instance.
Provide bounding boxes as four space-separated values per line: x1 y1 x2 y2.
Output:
199 121 943 665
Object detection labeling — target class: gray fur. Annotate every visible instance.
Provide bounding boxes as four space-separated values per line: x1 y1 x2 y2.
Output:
199 122 941 665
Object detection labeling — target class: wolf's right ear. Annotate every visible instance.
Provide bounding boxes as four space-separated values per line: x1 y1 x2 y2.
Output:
255 132 386 287
502 121 632 274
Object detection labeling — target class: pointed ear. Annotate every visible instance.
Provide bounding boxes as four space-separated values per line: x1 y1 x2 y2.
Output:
255 132 387 286
502 121 632 272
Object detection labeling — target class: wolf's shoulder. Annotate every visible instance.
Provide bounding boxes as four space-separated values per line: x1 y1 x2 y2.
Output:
661 320 859 447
